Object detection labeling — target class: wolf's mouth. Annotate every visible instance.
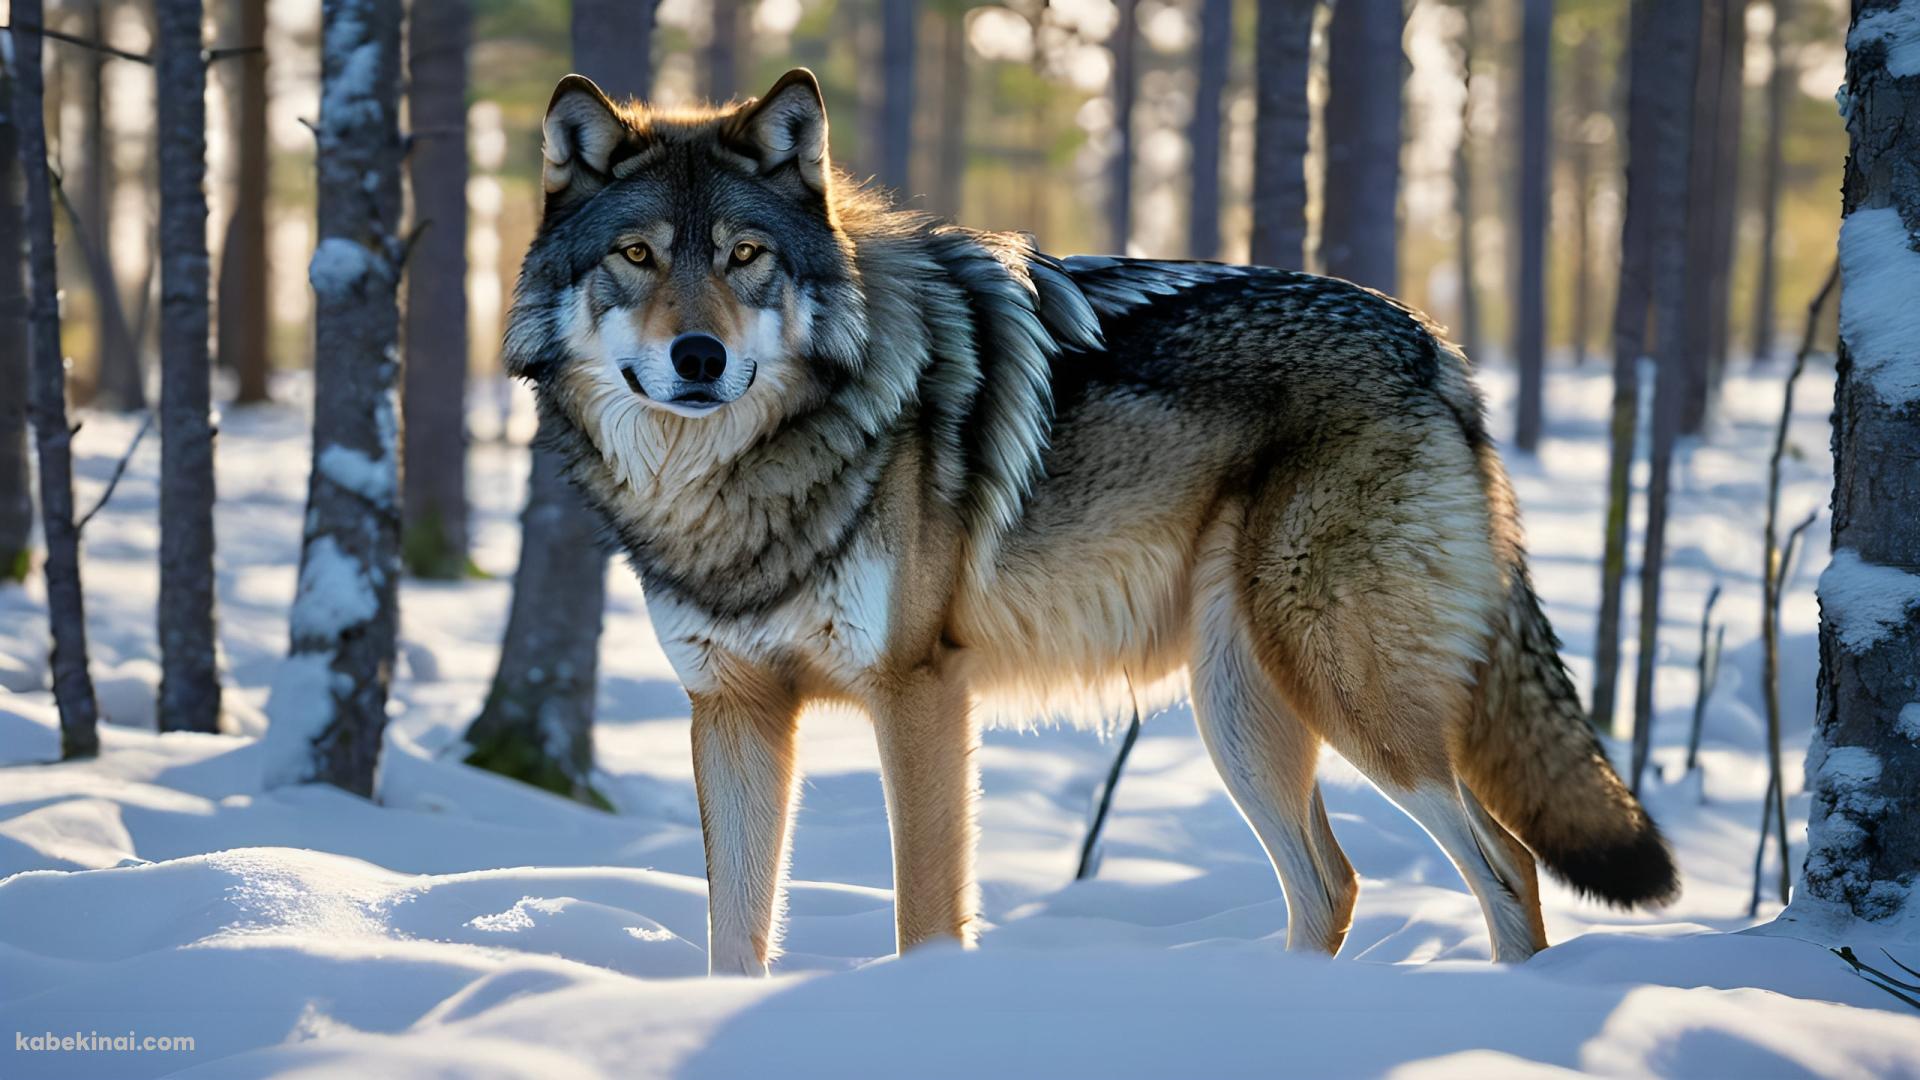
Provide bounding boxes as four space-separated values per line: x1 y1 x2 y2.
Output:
618 356 755 416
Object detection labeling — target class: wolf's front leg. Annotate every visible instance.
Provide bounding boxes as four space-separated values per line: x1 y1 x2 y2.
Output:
690 676 801 976
871 663 980 952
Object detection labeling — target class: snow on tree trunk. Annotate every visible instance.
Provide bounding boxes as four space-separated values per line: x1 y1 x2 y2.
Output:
1249 0 1314 269
1513 0 1552 453
156 0 222 733
1186 0 1230 260
263 0 404 797
1785 0 1920 931
402 0 471 580
875 0 917 195
1321 0 1403 293
219 0 273 405
1109 0 1137 254
11 7 103 757
1 43 32 584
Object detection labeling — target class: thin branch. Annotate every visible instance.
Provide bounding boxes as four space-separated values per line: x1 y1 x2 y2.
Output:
204 44 267 64
75 413 153 533
1076 684 1145 882
1684 582 1722 778
1 21 151 64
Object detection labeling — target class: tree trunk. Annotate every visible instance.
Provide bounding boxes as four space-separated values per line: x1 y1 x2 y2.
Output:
1676 0 1728 436
1249 0 1315 269
1513 0 1552 452
466 0 656 805
1705 0 1747 383
1187 0 1231 260
12 7 103 757
1453 0 1482 358
1109 0 1138 254
403 0 472 580
1321 0 1403 292
79 1 145 413
930 9 968 220
155 0 222 733
263 0 404 797
1787 0 1920 928
1568 31 1598 368
218 0 272 404
1750 0 1792 365
875 0 917 194
1629 0 1705 790
1 46 33 584
708 0 742 101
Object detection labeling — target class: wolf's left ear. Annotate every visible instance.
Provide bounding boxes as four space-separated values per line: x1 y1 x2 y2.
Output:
542 74 637 209
725 69 831 198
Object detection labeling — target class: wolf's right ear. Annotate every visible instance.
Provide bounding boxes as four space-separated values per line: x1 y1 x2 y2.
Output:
724 69 832 199
542 75 636 209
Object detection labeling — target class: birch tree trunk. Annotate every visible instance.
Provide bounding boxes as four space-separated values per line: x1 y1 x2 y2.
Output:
1187 0 1231 260
1321 0 1403 292
402 0 471 580
1750 0 1792 364
156 0 221 732
1250 0 1315 269
1785 0 1920 928
1 47 32 584
218 0 272 404
1109 0 1138 254
12 7 103 757
875 0 917 194
466 0 657 804
263 0 404 797
1513 0 1552 452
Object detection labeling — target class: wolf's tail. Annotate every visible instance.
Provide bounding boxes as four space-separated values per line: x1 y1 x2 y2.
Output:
1457 449 1680 909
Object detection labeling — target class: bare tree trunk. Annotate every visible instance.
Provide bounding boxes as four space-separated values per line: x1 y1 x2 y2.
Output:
12 8 103 757
1629 0 1704 791
1453 0 1482 358
1 47 33 584
1109 0 1138 254
1706 0 1747 381
1322 0 1402 292
467 0 657 804
403 0 471 580
1568 31 1598 368
1677 0 1729 436
930 9 967 220
1513 0 1552 452
156 0 221 733
79 1 145 412
1787 0 1920 928
1187 0 1231 260
1751 0 1792 364
875 0 917 194
218 0 272 404
263 0 404 797
707 0 742 101
1250 0 1315 269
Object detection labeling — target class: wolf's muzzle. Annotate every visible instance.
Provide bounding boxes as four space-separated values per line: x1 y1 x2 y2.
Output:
619 333 757 417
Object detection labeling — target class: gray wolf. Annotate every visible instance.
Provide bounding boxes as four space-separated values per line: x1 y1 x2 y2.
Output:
506 68 1678 974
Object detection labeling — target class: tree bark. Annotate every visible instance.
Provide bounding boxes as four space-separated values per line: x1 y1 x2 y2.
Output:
930 9 968 221
12 7 103 757
1568 31 1598 368
218 0 272 404
1109 0 1138 254
1249 0 1315 269
403 0 472 580
156 0 222 733
707 0 742 101
1187 0 1231 260
1705 0 1747 382
1677 0 1731 435
1513 0 1552 452
1 46 33 584
78 1 145 413
1750 0 1792 364
264 0 404 796
1452 0 1482 358
1321 0 1403 292
875 0 917 195
1788 0 1920 927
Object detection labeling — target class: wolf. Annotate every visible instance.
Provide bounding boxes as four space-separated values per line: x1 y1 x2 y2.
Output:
506 68 1679 975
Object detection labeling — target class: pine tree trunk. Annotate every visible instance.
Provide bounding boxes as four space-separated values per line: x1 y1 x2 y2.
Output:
1321 0 1403 292
402 0 472 580
155 0 222 733
1629 0 1704 789
1453 0 1482 358
78 3 146 413
930 10 968 221
1705 0 1747 383
708 0 741 101
1249 0 1315 269
1109 0 1138 254
1568 31 1598 368
875 0 917 194
1676 0 1727 436
219 0 272 404
12 7 103 757
1187 0 1231 260
1 47 33 584
1788 0 1920 927
466 0 656 805
263 0 404 796
1513 0 1552 452
1750 0 1791 364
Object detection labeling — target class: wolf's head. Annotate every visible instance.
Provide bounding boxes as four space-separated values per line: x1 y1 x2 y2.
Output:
506 69 873 468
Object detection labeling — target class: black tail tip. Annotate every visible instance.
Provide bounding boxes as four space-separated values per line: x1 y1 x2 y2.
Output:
1544 823 1681 909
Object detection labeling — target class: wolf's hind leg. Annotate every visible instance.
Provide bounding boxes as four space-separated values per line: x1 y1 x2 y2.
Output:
691 672 803 976
1191 513 1359 955
871 661 980 953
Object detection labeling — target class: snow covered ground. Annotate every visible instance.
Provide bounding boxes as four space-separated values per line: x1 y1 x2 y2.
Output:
4 362 1919 1079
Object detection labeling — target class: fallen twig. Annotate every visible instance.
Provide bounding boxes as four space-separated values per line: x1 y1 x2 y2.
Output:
1833 947 1920 1010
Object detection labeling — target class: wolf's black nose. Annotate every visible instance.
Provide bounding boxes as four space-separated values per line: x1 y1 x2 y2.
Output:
671 333 728 382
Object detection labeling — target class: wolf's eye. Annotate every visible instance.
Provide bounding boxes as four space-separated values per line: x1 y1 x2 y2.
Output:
621 243 653 266
729 241 763 267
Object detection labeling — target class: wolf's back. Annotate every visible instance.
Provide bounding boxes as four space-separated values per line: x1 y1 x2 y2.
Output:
1458 446 1680 908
